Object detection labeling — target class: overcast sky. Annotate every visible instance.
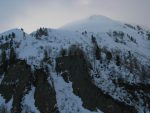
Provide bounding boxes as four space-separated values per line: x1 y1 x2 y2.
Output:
0 0 150 33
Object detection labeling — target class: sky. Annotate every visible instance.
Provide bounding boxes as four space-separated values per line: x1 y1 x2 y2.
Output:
0 0 150 33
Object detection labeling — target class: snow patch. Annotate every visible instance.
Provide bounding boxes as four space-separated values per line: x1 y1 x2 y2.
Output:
50 72 103 113
21 86 40 113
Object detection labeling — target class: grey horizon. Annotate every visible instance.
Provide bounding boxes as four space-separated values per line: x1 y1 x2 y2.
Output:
0 0 150 33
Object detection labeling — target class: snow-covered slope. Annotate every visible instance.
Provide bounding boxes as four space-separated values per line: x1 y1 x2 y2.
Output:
61 15 127 33
61 15 150 64
0 15 150 113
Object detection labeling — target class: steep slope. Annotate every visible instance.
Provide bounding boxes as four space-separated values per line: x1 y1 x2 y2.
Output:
0 15 150 113
61 15 150 63
55 56 137 113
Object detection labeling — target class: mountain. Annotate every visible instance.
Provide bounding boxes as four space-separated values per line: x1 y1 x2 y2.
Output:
61 15 123 32
0 15 150 113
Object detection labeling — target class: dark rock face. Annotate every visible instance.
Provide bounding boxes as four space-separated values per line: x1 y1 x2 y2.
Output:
0 60 58 113
34 69 59 113
0 60 32 113
56 56 137 113
113 80 150 111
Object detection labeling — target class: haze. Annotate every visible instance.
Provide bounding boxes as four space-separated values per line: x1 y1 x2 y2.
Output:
0 0 150 33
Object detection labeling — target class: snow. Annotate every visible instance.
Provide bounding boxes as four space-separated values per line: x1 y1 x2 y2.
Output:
21 86 40 113
0 15 150 113
0 74 4 84
0 94 13 113
50 71 103 113
6 97 13 112
61 15 124 33
0 94 5 106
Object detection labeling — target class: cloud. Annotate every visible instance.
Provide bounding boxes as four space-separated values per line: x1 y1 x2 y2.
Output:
0 0 150 33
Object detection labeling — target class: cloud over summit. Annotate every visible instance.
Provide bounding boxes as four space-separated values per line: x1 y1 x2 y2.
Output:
0 0 150 33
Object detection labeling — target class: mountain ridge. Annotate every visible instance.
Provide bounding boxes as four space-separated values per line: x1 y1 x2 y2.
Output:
0 15 150 113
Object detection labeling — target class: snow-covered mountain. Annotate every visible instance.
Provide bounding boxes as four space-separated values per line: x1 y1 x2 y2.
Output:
61 15 124 32
0 15 150 113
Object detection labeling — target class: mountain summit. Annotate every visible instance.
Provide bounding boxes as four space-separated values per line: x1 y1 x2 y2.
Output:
0 16 150 113
61 15 123 32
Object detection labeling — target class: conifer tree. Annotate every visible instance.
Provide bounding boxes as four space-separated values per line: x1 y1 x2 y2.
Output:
12 32 15 38
95 46 101 60
5 36 8 41
2 50 7 71
9 47 16 65
106 51 112 61
43 49 48 62
60 48 67 57
116 55 121 66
